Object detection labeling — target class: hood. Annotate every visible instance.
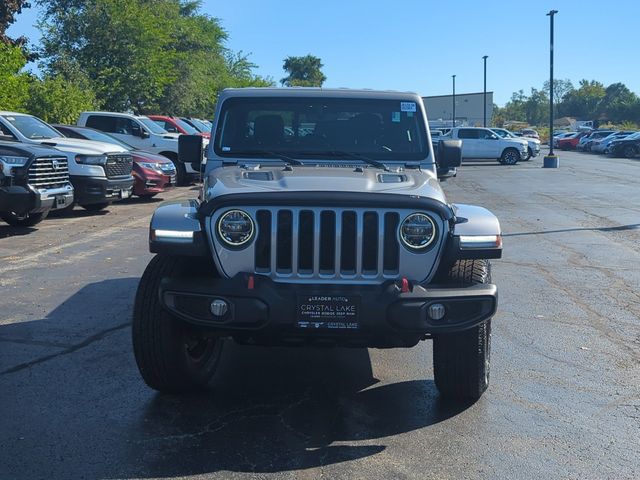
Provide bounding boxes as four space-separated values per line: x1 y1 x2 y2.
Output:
131 149 174 163
35 137 128 155
205 165 447 203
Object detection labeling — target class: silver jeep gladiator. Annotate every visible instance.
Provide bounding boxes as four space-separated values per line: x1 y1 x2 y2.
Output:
133 88 502 401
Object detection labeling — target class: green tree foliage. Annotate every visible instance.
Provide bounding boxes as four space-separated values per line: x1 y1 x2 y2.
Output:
280 55 326 87
543 78 574 106
26 75 97 124
37 0 272 116
0 42 30 110
598 82 638 123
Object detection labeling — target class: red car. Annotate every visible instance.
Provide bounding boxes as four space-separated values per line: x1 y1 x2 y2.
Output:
53 125 176 198
147 115 211 139
557 131 589 150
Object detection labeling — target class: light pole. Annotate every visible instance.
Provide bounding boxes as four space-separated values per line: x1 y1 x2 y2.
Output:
452 75 456 128
482 56 488 127
544 9 559 167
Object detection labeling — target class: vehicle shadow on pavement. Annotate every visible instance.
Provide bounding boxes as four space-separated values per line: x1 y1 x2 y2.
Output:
0 224 37 238
0 278 472 478
129 343 472 477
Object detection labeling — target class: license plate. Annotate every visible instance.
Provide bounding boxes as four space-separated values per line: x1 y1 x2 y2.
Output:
297 295 360 330
120 189 131 199
55 195 68 208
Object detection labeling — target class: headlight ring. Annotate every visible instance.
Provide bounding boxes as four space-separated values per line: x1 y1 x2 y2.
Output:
217 209 255 248
399 213 437 250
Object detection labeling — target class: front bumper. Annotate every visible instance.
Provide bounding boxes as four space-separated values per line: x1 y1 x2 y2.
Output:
71 175 134 206
159 274 498 347
133 168 173 196
33 183 74 212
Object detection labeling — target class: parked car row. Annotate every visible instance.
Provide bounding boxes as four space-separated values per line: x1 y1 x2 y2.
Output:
1 109 213 228
552 129 640 158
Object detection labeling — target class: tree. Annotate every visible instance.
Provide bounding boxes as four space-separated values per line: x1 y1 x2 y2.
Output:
558 79 606 119
543 78 573 106
26 74 96 124
37 0 271 116
0 0 30 45
280 55 326 87
598 82 638 123
0 42 30 110
524 88 548 126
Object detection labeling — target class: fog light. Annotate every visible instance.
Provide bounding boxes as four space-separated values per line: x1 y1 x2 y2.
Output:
428 303 446 321
210 299 228 317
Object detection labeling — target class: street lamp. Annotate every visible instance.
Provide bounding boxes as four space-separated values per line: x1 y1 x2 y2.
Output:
452 74 456 128
482 56 488 127
544 9 559 167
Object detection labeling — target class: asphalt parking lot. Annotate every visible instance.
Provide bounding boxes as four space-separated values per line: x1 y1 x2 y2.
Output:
1 148 639 480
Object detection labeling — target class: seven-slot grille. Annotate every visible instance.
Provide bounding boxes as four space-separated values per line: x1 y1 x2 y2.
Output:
253 208 401 279
27 156 69 189
105 154 133 178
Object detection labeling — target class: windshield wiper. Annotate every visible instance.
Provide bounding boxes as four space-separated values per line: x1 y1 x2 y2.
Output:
232 150 304 166
316 150 390 171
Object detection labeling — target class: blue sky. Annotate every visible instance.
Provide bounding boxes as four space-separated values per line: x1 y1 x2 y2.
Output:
8 0 640 106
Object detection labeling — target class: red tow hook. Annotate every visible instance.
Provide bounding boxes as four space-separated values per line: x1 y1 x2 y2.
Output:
247 274 255 290
401 277 410 293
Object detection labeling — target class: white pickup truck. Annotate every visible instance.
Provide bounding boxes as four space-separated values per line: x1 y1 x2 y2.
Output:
443 127 529 165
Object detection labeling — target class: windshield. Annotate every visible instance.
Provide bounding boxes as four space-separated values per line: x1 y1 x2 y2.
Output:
187 118 210 133
492 129 515 138
215 97 428 161
623 131 640 140
2 115 61 139
175 118 199 134
74 127 134 150
138 117 168 134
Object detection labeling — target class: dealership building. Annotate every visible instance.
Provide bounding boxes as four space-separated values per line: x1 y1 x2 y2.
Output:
422 91 494 128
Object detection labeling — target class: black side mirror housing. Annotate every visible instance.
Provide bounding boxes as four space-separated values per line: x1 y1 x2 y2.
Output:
435 139 462 180
140 129 150 139
179 134 204 164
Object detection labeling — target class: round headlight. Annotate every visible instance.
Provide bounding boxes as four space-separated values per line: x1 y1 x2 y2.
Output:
217 210 254 247
400 213 436 250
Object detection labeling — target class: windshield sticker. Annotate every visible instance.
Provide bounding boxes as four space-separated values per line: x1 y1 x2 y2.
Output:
406 111 414 118
222 146 231 152
400 102 416 112
391 112 401 123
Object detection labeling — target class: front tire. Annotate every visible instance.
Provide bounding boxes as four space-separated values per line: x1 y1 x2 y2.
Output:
1 209 48 227
132 255 223 393
433 259 492 401
499 148 520 165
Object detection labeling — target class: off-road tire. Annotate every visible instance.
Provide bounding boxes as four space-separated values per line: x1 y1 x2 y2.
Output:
82 202 110 212
499 148 520 165
433 259 492 401
1 209 48 227
132 255 223 393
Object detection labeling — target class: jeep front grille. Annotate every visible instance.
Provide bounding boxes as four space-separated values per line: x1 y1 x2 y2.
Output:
208 206 445 284
27 156 70 189
253 209 400 277
105 154 133 178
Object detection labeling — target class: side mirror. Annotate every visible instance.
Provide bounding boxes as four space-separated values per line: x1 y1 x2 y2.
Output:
140 129 150 139
179 134 203 164
435 140 461 180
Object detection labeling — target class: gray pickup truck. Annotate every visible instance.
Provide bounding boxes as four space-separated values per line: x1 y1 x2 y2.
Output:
133 88 502 401
0 142 74 226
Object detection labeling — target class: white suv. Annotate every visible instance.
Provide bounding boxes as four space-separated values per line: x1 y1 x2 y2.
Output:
77 112 202 185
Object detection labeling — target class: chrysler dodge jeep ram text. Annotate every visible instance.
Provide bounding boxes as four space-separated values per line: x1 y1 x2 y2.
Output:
132 88 502 401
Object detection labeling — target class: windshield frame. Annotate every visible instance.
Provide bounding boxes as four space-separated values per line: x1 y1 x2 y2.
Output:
213 96 430 163
72 126 135 150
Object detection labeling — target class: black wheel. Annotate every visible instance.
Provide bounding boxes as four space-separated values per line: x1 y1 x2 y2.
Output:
499 148 520 165
433 259 492 401
623 145 638 159
82 202 110 212
132 255 223 393
1 209 48 227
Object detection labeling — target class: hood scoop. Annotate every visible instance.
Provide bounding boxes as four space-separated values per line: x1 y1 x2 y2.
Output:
377 173 407 183
243 171 274 181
